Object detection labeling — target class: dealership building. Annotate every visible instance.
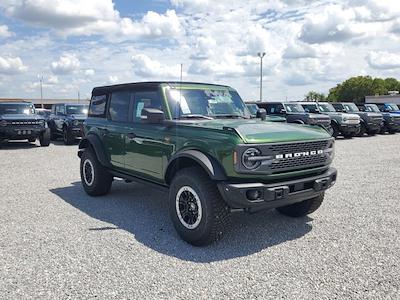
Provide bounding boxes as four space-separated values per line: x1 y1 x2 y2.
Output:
365 94 400 105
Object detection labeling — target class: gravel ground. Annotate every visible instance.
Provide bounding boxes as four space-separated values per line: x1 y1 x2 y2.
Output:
0 135 399 299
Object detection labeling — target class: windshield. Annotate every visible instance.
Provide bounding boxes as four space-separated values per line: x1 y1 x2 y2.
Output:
318 103 336 112
165 86 249 119
284 103 305 113
342 103 359 112
0 103 35 115
364 104 380 113
246 103 259 115
66 105 88 115
387 103 399 111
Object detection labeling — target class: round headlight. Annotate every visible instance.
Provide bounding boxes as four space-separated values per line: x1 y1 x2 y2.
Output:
242 148 262 170
0 120 7 127
73 120 79 126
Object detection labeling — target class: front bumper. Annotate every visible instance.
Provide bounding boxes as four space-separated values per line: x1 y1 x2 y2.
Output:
339 123 360 135
386 122 400 132
0 127 45 140
365 122 382 133
218 167 337 213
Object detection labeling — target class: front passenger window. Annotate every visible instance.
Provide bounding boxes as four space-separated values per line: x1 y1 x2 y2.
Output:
133 91 162 123
109 92 131 122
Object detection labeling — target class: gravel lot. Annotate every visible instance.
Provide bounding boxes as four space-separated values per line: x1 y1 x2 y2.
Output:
1 135 399 299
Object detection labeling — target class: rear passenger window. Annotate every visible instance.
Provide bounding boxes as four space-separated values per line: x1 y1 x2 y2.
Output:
89 95 107 117
133 91 162 122
109 92 131 122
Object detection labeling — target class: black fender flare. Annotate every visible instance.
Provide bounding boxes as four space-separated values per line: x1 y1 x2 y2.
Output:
165 150 227 184
78 134 111 167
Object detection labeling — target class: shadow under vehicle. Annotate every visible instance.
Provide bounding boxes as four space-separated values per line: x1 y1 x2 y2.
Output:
0 101 50 147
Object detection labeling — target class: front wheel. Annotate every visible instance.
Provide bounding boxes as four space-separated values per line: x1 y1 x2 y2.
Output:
39 129 50 147
276 193 325 217
80 150 113 196
63 127 75 145
357 123 366 137
331 122 339 138
169 167 231 246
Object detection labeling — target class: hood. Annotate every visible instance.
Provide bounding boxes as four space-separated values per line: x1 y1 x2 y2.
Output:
0 114 44 121
308 113 330 120
185 119 331 144
68 114 87 120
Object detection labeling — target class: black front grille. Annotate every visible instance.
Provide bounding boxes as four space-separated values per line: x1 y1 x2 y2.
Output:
269 140 330 170
8 120 42 126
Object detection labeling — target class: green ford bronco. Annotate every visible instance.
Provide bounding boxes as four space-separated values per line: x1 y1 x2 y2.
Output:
78 82 337 246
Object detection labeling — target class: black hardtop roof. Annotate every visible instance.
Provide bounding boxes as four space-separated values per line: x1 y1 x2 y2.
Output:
92 81 232 95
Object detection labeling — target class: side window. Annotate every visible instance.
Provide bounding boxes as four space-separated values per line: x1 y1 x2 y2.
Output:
132 91 162 123
109 91 131 122
89 94 107 117
56 105 65 115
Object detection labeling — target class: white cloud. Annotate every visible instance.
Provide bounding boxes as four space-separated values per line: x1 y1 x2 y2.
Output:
47 75 59 84
84 69 95 76
0 25 13 38
2 0 181 40
131 54 181 78
0 56 27 74
283 42 318 59
51 54 80 75
108 75 118 84
299 5 363 44
366 51 400 69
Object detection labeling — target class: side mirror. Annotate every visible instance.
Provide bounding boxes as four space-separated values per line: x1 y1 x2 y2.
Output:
256 108 267 121
141 108 165 124
279 108 287 114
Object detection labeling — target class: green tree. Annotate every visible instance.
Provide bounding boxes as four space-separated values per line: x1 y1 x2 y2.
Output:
327 76 400 103
304 91 326 102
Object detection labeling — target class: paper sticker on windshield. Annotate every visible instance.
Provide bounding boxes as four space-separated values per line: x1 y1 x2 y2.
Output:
204 90 231 103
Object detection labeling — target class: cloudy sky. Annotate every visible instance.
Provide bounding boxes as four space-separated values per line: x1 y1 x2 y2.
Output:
0 0 400 101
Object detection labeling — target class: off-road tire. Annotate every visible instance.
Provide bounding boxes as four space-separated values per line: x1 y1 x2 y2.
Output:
80 149 113 196
169 166 231 246
276 193 325 217
331 122 340 138
357 122 366 137
63 126 75 145
39 129 50 147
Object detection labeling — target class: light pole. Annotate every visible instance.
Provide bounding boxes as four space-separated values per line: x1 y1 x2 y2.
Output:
38 75 44 108
257 52 266 102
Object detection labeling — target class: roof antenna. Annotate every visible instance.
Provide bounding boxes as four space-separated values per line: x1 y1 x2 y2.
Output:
178 63 183 120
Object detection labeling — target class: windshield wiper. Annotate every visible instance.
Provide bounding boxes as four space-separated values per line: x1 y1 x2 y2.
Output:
174 114 214 120
212 114 248 119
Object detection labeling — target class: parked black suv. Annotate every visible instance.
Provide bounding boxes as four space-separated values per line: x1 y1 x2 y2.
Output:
357 103 400 134
0 101 50 146
332 103 383 136
253 101 333 134
48 103 88 144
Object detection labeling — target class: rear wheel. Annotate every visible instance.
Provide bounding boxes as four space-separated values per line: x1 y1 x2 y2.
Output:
80 149 113 196
276 193 325 217
169 167 231 246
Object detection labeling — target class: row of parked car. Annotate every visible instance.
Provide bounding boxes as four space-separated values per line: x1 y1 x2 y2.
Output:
246 101 400 138
0 102 88 146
